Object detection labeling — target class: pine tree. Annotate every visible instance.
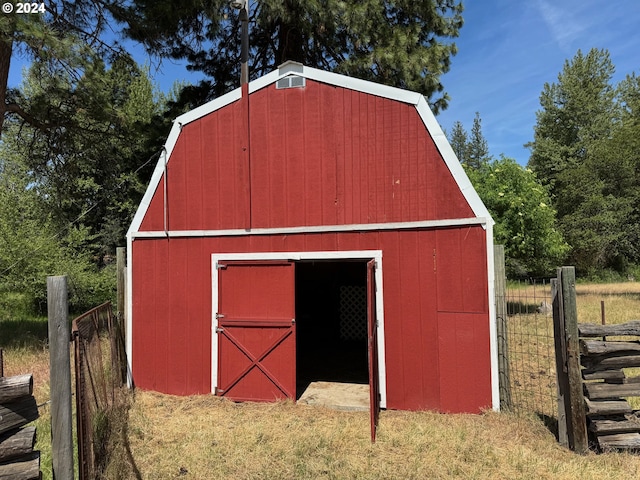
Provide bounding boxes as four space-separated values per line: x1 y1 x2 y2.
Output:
467 112 490 169
527 48 639 274
108 0 464 112
448 120 468 162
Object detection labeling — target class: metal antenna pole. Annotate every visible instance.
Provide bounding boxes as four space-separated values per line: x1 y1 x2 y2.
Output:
239 1 249 85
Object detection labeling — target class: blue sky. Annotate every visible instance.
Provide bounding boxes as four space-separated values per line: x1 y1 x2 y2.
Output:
437 0 640 165
8 1 639 166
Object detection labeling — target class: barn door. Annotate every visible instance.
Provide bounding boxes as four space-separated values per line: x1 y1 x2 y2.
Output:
216 260 296 402
367 259 380 442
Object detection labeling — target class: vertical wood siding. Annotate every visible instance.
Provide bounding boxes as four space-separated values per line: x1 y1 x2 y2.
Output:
132 78 491 413
139 80 474 232
131 226 491 412
139 98 251 231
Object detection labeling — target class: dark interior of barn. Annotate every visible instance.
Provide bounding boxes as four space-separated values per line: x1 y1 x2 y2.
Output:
295 260 369 398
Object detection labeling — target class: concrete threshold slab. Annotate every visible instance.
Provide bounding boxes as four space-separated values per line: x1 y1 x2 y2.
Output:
298 381 369 411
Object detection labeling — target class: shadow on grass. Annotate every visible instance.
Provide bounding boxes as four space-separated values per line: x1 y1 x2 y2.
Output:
537 412 559 440
507 301 544 315
0 317 49 350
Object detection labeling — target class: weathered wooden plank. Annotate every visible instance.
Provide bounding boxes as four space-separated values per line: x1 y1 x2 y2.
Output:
590 419 640 435
579 320 640 338
560 267 588 454
0 427 36 462
584 382 640 400
0 397 38 436
582 369 625 382
494 245 512 411
0 375 33 403
47 275 74 480
580 340 640 356
0 451 40 480
597 433 640 450
552 278 569 448
582 354 640 371
585 398 632 416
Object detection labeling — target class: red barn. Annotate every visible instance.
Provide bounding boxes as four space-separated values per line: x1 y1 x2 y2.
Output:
126 62 497 423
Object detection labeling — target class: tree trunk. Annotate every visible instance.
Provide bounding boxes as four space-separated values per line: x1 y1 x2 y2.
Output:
0 24 14 138
274 2 304 66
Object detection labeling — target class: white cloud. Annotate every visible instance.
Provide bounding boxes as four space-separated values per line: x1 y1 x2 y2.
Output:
533 0 587 52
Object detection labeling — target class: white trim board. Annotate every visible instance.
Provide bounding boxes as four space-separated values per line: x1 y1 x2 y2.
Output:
127 62 494 236
210 250 388 409
131 217 489 239
485 223 499 411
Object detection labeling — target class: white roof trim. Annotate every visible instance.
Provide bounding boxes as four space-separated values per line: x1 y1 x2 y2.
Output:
415 96 493 223
128 63 493 234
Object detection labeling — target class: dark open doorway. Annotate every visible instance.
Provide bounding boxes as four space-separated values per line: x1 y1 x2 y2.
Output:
295 260 369 398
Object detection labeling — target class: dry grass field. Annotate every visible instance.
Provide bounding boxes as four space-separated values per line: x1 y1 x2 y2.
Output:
2 281 640 479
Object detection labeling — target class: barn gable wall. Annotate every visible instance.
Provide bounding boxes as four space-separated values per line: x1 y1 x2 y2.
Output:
139 80 474 232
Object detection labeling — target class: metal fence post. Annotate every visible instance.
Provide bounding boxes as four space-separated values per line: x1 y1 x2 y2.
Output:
47 275 75 479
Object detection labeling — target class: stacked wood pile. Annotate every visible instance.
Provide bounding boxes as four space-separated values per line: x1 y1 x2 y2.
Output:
0 373 40 479
579 320 640 450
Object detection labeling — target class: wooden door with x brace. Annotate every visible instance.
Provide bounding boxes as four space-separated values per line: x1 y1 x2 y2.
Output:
215 260 296 401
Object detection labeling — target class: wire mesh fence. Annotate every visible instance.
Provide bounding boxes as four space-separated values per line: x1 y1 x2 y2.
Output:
499 279 558 422
73 301 128 480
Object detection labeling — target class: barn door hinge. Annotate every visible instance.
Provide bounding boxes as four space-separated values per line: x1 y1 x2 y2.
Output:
216 388 225 395
216 263 227 270
216 313 225 319
216 327 224 333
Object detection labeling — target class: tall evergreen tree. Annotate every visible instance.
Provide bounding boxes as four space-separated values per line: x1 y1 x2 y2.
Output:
467 112 490 169
3 52 163 259
0 1 126 137
108 0 464 112
446 112 490 168
528 48 639 274
448 120 468 162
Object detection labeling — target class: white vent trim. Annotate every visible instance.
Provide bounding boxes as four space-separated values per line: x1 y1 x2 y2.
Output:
276 75 306 89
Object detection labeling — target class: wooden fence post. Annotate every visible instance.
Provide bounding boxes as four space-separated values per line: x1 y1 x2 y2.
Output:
552 278 569 448
116 247 126 321
47 275 75 479
494 245 512 411
553 267 588 454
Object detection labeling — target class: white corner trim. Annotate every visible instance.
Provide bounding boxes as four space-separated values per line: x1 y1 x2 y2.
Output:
126 233 134 388
485 223 499 411
210 250 387 409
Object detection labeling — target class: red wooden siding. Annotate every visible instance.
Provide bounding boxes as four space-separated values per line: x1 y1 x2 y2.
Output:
131 226 491 412
139 80 474 232
217 261 296 401
140 98 250 232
